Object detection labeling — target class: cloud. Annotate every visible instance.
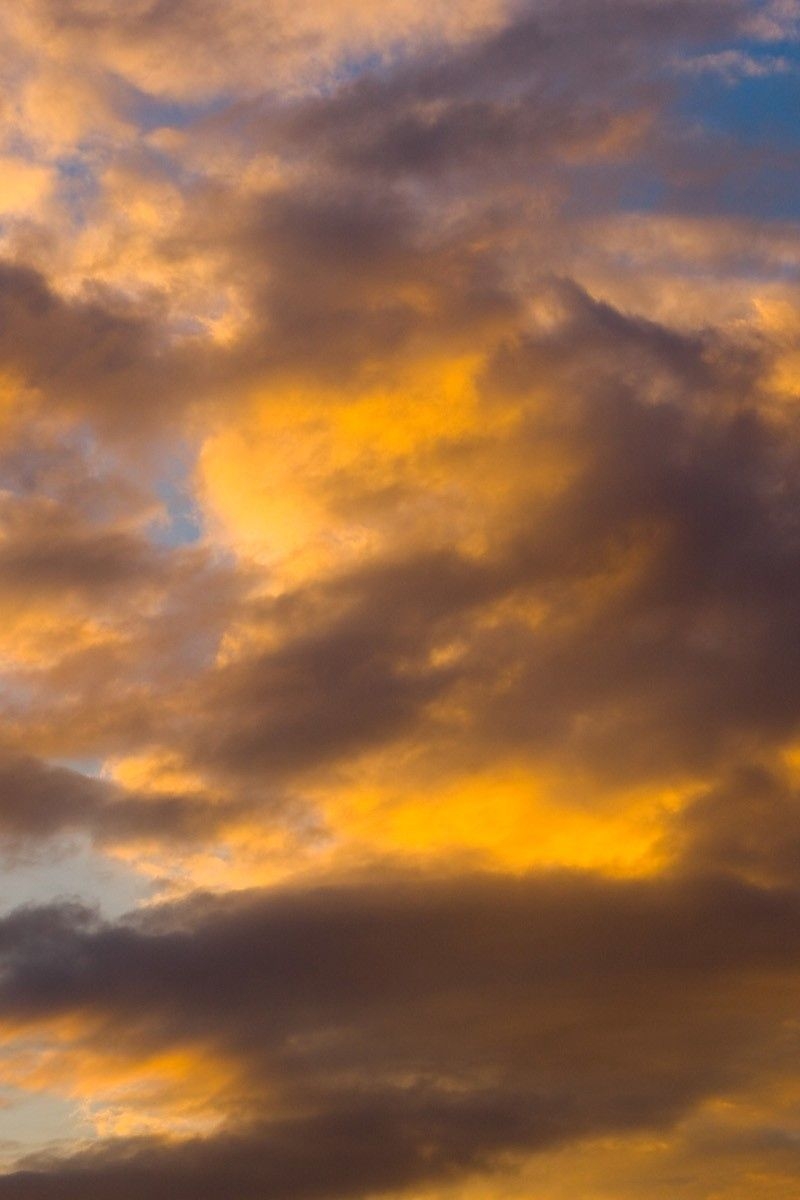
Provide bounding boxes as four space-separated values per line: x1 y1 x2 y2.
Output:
9 0 510 107
676 49 792 82
172 281 797 802
0 0 798 1195
0 263 205 436
0 750 239 857
0 868 799 1196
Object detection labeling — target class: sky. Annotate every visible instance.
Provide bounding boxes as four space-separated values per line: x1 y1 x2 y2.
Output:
0 0 800 1196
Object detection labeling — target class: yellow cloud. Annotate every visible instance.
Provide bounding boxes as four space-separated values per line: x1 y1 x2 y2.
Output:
0 1031 240 1142
0 158 53 218
314 764 689 877
198 352 576 591
199 356 492 581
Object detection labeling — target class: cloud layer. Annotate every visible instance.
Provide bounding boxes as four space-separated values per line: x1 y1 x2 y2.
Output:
0 0 800 1196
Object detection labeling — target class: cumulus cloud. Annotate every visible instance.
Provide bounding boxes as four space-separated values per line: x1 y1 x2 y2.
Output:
0 0 799 1197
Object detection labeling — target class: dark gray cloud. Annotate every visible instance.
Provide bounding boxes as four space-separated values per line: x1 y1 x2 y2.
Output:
0 262 219 437
0 750 238 856
217 0 742 179
0 470 244 770
145 0 800 402
0 868 799 1196
669 766 800 887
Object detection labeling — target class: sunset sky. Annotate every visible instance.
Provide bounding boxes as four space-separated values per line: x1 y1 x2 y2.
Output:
1 1 800 1196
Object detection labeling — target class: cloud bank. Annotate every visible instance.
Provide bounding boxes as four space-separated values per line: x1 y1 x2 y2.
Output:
0 1 799 1197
